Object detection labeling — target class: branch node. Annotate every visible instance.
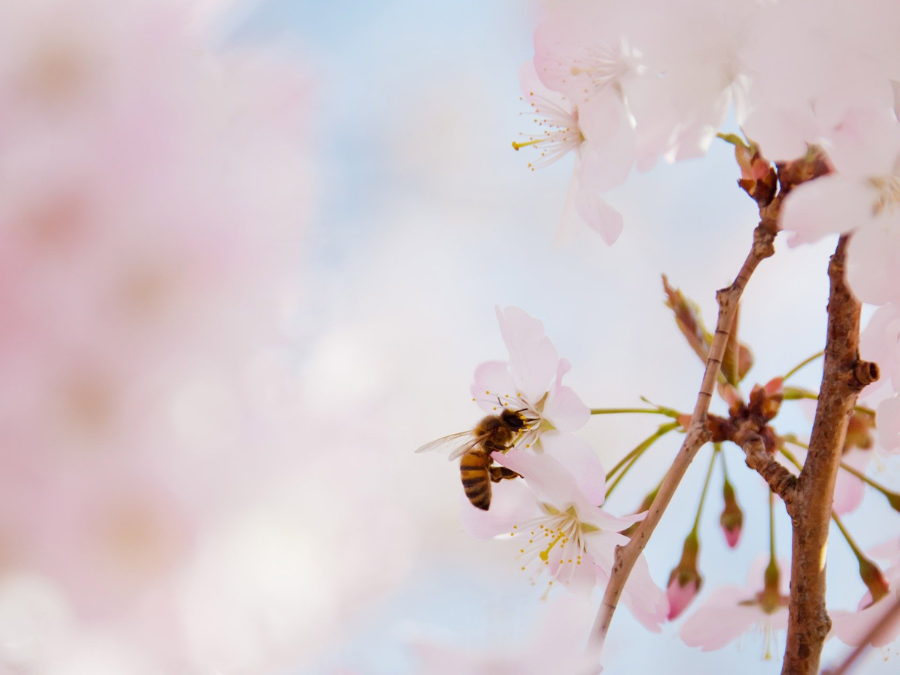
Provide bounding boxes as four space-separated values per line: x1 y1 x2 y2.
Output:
853 360 879 388
740 432 797 506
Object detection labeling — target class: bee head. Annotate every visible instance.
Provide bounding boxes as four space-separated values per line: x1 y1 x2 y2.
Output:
500 407 527 430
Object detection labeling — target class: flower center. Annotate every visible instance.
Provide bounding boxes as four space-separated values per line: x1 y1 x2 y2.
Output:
569 42 633 96
510 509 586 591
512 97 583 170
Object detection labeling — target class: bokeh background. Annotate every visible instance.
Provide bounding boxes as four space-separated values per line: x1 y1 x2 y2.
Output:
1 1 898 674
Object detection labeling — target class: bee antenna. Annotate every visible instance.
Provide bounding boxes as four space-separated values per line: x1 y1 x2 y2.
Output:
496 395 504 407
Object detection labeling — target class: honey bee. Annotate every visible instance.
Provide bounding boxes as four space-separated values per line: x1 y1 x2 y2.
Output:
415 408 527 510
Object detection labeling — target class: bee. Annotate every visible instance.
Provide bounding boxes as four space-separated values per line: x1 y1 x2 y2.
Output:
415 408 526 510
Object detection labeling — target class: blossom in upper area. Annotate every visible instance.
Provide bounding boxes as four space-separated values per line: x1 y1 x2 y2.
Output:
739 0 900 162
680 558 789 657
410 593 599 675
514 62 634 245
832 565 900 648
779 110 900 306
471 306 604 504
460 450 668 632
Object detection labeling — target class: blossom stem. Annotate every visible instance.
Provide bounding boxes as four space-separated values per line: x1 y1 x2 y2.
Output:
830 510 867 563
604 422 679 497
588 219 778 664
590 407 680 417
690 447 718 536
783 351 824 381
718 443 730 482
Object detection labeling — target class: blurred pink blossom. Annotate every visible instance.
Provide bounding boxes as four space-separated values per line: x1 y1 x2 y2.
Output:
0 0 313 670
680 557 789 656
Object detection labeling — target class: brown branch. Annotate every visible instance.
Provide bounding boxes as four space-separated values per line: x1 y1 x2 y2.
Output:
739 432 797 506
823 595 900 675
586 221 777 661
780 236 878 675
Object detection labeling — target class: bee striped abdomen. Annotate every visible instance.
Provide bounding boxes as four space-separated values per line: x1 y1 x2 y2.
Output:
460 450 491 510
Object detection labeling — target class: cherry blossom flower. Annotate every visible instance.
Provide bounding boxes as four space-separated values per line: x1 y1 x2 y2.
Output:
780 110 900 306
832 565 900 648
410 594 599 675
740 0 899 162
514 62 634 245
459 449 668 632
471 306 604 504
680 557 789 656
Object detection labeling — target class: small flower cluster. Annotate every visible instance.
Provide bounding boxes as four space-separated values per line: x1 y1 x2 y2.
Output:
516 0 900 247
459 307 669 630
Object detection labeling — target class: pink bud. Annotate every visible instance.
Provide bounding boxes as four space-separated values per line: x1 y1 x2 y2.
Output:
720 480 743 549
666 534 702 620
666 576 700 620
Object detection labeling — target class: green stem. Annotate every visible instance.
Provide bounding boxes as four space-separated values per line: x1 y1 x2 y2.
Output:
690 447 719 535
779 445 803 471
783 351 824 381
590 407 680 418
605 423 679 498
831 511 867 562
717 443 730 482
606 422 679 479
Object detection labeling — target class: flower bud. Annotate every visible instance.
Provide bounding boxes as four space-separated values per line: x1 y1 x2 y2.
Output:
666 533 702 620
719 480 743 548
749 380 783 421
859 557 890 605
734 143 777 207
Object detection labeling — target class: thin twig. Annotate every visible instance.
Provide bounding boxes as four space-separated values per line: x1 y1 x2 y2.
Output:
586 221 777 662
740 433 797 507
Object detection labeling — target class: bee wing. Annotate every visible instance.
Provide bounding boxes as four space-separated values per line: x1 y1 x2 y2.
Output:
415 431 481 461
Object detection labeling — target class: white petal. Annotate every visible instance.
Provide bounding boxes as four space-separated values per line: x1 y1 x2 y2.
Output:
540 431 605 506
495 307 559 405
780 175 875 245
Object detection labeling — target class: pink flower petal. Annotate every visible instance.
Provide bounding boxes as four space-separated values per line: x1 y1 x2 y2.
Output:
470 360 517 414
539 431 605 506
679 586 761 651
780 175 875 246
543 358 590 432
847 213 900 306
741 106 818 162
877 395 900 454
495 307 559 405
457 478 542 540
494 449 580 506
574 187 623 246
833 447 869 515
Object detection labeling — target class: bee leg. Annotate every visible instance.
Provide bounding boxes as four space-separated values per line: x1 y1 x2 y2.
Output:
489 466 520 483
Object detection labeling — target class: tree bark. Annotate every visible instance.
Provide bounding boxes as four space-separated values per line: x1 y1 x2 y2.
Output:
780 236 877 675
